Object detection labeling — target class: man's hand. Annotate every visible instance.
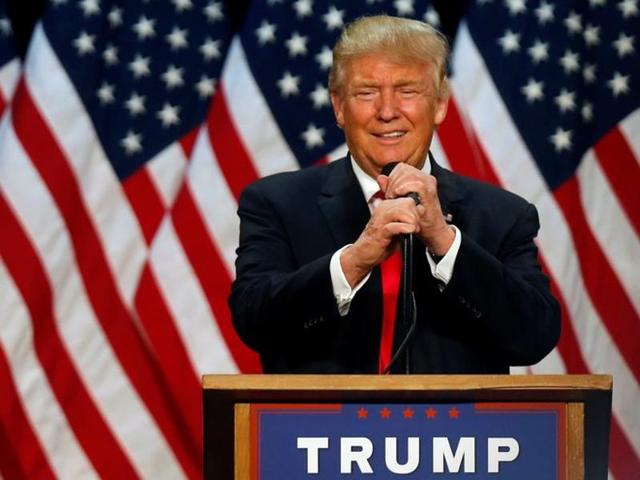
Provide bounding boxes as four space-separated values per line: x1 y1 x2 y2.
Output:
340 196 420 287
377 162 454 256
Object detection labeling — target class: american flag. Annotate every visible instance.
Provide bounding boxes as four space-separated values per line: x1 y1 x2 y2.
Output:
0 0 637 478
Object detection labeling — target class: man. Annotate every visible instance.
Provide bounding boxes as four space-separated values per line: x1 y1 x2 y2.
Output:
229 15 560 374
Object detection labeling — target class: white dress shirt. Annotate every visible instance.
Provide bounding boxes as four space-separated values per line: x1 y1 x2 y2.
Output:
329 156 462 315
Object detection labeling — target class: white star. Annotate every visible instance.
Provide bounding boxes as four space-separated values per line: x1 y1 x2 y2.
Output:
323 6 344 30
535 2 555 24
564 11 582 34
550 127 572 152
256 20 276 45
310 84 330 108
554 89 576 113
97 82 115 105
204 1 223 21
157 103 181 127
128 55 151 78
583 64 597 83
315 46 333 70
527 40 549 63
133 16 156 40
285 32 308 57
608 72 630 96
172 0 193 12
292 0 313 18
166 27 188 50
277 71 300 97
73 31 95 55
559 50 580 74
394 0 415 16
161 65 185 89
195 76 216 98
505 0 526 16
618 0 638 18
583 24 600 46
121 131 143 155
498 30 521 54
424 6 441 26
301 124 325 149
107 7 123 27
103 44 118 65
125 92 146 116
79 0 100 17
200 38 221 61
590 0 606 6
521 78 544 103
613 33 635 57
581 102 594 122
0 17 11 36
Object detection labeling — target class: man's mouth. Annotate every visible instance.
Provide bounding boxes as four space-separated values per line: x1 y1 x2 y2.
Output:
374 130 406 138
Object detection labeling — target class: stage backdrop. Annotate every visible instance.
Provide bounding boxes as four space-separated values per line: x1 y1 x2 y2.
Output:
0 0 637 478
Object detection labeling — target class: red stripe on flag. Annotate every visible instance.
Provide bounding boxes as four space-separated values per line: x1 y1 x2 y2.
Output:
11 81 200 478
180 127 199 160
609 413 640 480
171 185 261 373
134 265 203 453
122 167 166 245
593 127 640 236
438 98 501 186
554 177 640 383
0 346 56 480
0 193 137 479
208 85 260 199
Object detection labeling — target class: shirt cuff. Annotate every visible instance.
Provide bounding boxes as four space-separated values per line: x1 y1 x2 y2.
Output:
330 245 372 316
425 225 461 287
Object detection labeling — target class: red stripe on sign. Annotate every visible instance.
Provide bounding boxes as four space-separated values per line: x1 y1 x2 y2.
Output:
208 85 260 200
0 193 137 479
122 166 166 245
11 81 200 479
437 98 501 186
134 265 203 453
171 184 262 373
554 176 640 384
0 345 56 480
593 127 640 236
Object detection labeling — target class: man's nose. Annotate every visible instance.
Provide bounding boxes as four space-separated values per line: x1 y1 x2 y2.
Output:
376 90 399 122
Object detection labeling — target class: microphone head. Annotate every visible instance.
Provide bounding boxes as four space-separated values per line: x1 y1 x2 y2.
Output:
381 162 399 176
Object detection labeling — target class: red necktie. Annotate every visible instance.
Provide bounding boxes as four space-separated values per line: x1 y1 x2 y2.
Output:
370 191 401 373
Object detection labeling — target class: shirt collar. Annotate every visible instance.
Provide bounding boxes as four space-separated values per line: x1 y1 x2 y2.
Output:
349 154 431 202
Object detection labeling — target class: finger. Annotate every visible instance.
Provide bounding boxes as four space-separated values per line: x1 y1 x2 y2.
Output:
384 222 421 236
376 174 390 195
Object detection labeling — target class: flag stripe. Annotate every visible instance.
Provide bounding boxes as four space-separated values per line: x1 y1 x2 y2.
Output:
0 58 19 105
593 127 640 236
0 193 137 479
553 177 640 383
171 185 261 372
207 85 260 200
122 168 166 245
10 81 198 478
0 346 56 480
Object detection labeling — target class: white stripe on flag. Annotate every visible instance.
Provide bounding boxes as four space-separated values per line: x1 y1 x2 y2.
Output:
223 39 299 176
430 133 451 171
620 109 640 163
0 117 186 479
451 23 640 456
145 142 189 210
0 260 97 479
0 58 19 102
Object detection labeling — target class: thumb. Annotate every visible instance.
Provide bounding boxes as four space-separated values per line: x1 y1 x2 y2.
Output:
376 175 389 196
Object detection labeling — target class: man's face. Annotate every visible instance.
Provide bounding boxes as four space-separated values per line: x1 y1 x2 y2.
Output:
331 54 448 178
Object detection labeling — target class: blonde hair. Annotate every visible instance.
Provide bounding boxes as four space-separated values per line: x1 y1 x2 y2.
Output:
329 15 450 99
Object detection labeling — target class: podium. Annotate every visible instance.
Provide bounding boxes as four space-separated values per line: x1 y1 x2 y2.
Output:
202 375 611 479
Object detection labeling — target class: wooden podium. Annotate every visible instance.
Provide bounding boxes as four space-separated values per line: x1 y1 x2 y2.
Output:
202 375 611 479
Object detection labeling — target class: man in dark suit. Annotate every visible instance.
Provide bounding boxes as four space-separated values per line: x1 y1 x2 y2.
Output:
229 15 560 374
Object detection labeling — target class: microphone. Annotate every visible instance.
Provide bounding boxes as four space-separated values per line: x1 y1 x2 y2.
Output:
379 161 418 375
381 162 421 205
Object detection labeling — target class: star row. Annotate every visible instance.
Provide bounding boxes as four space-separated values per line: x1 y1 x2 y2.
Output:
54 0 224 22
481 0 638 21
356 406 461 420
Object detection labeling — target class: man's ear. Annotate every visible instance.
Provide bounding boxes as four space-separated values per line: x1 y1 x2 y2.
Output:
434 96 448 126
331 91 345 128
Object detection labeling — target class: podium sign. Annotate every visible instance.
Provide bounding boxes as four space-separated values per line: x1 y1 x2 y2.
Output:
246 402 566 479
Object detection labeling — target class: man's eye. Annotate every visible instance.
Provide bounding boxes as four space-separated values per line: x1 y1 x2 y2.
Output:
355 90 376 98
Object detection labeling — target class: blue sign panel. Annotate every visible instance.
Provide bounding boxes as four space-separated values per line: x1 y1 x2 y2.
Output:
250 403 565 479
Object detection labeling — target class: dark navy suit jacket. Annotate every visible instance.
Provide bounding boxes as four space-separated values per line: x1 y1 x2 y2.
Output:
229 155 560 373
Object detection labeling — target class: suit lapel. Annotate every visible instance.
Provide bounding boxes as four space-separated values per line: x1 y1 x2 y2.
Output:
430 152 466 227
317 157 371 248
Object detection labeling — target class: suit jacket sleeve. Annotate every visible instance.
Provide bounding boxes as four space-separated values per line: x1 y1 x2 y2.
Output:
229 180 339 353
